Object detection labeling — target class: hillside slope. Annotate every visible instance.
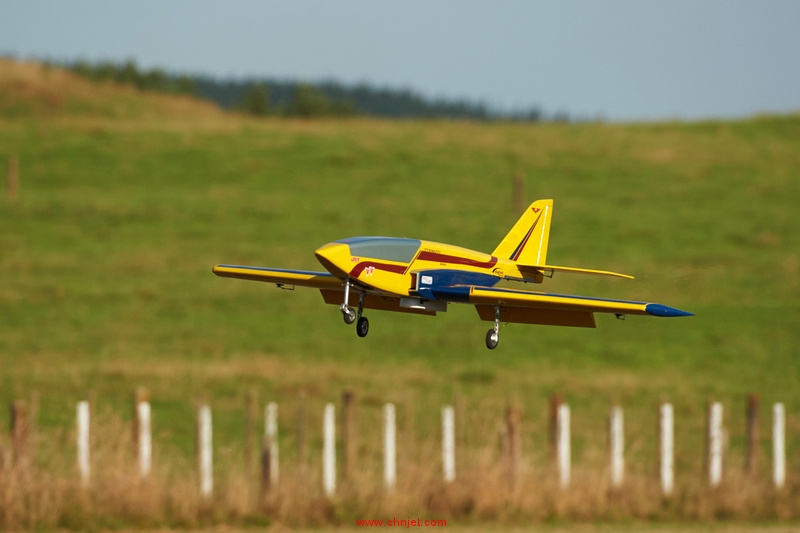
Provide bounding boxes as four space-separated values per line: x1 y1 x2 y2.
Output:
0 58 222 119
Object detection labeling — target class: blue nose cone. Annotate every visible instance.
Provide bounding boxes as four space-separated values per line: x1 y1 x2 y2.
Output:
645 303 695 317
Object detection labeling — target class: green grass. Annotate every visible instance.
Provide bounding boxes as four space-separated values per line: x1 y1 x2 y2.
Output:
1 112 799 490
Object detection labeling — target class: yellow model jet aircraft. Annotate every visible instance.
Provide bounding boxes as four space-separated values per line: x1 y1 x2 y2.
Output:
213 199 692 349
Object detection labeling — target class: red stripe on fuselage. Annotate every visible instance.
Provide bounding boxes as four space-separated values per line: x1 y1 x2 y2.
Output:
416 251 498 269
349 261 408 277
348 251 497 278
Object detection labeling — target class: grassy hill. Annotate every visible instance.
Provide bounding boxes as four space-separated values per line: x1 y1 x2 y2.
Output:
1 60 799 526
0 58 222 119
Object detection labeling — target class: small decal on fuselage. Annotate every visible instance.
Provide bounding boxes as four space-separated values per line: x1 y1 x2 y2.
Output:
351 256 360 262
421 275 433 285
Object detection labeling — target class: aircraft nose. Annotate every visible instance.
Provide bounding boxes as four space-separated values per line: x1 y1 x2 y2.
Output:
315 242 350 275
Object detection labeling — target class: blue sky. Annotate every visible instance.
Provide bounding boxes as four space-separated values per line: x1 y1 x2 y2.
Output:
2 1 799 121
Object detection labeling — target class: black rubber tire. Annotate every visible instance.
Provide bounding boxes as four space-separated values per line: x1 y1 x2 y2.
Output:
356 316 370 338
343 308 356 325
485 329 499 350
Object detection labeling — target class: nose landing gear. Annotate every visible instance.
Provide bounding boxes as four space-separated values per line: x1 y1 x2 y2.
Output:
340 280 369 337
342 307 356 324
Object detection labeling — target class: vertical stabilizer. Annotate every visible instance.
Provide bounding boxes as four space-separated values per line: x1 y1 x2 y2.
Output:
492 199 553 265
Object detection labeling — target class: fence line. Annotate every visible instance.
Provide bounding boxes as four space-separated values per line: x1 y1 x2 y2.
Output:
746 393 759 474
342 390 355 480
48 393 797 497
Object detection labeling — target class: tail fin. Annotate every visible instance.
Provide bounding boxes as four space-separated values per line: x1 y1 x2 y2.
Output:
492 199 553 265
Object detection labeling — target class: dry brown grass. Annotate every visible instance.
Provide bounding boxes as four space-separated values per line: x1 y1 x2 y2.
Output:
0 58 222 122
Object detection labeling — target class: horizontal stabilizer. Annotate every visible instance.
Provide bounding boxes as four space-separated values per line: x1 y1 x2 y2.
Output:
519 264 634 280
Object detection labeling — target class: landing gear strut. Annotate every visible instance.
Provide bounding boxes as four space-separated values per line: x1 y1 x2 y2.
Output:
340 280 369 337
485 306 501 350
340 280 356 324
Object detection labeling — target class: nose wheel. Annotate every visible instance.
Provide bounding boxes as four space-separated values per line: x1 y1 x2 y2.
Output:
340 280 369 337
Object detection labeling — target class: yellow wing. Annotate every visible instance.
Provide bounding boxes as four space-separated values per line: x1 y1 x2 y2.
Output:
212 265 342 289
426 283 692 328
467 285 691 327
213 264 436 316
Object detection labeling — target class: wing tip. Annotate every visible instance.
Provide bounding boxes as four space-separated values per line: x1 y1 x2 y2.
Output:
645 303 694 317
212 264 231 276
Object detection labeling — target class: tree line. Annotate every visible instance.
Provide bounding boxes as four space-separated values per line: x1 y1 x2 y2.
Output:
61 59 560 121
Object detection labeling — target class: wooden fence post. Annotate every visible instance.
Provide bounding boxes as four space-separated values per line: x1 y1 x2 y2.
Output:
245 390 256 473
342 390 355 480
707 401 723 487
773 402 785 489
297 392 306 470
197 405 213 497
403 391 415 466
323 403 336 497
383 403 396 491
261 402 279 493
659 402 674 496
442 405 455 483
745 393 759 475
609 405 624 488
11 400 28 468
557 403 570 489
504 401 521 489
29 392 38 462
549 393 562 467
77 401 90 487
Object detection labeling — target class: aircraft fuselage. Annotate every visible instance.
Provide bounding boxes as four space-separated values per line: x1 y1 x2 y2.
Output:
314 237 530 308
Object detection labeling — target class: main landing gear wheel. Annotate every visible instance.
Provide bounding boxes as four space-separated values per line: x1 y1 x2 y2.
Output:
485 305 501 350
356 316 370 338
485 329 499 350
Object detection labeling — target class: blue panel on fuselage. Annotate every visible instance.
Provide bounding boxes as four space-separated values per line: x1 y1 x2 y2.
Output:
415 269 500 302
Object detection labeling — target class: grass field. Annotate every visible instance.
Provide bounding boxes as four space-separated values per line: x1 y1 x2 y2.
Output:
116 524 800 533
1 60 799 528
